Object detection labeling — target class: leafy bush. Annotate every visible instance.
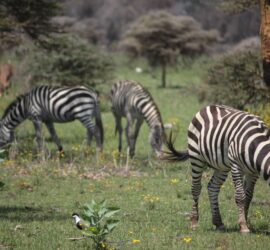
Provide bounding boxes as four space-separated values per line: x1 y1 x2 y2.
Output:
201 49 270 110
28 35 115 88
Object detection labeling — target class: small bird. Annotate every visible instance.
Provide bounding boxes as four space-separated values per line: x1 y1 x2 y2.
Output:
72 213 89 230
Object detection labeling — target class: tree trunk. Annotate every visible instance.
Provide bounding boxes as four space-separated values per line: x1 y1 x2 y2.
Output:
161 62 167 88
260 0 270 86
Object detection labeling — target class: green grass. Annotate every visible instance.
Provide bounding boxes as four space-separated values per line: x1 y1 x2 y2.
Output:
0 56 270 250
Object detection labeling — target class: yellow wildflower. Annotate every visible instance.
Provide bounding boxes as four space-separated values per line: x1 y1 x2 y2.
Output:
170 178 179 184
183 236 192 243
132 239 141 244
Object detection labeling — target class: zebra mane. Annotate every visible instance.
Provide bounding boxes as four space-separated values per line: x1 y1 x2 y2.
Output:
2 94 26 119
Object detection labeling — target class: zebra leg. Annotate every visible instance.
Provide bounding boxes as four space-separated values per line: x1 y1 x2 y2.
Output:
93 125 103 152
45 122 63 151
85 123 103 152
231 164 250 233
207 170 228 230
115 115 123 152
130 118 143 156
243 174 258 221
32 119 43 153
125 114 135 158
134 118 143 140
87 128 93 146
190 158 205 230
79 117 101 151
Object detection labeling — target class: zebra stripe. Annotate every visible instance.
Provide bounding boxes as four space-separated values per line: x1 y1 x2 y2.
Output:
0 85 103 152
110 80 165 158
165 105 270 233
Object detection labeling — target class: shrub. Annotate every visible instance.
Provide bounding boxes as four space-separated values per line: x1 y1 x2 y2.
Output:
201 49 270 110
28 35 115 88
74 200 120 250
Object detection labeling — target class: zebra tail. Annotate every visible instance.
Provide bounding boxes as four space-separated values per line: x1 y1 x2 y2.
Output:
95 102 104 144
162 131 189 162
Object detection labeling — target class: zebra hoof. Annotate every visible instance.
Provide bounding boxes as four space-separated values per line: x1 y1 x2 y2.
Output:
240 227 250 233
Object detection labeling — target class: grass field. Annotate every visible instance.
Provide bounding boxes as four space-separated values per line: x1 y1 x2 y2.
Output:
0 57 270 250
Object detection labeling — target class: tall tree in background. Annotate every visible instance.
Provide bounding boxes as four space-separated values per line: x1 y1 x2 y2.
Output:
212 0 270 87
0 0 61 51
120 11 217 88
260 0 270 86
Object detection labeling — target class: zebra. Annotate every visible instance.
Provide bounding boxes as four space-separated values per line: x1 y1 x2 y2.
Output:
0 85 104 153
110 80 165 158
164 105 270 233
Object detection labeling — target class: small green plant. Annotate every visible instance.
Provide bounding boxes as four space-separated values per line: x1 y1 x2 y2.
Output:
78 200 120 250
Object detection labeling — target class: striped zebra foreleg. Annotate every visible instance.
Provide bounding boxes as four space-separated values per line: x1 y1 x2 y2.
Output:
45 122 63 151
231 164 250 233
190 159 204 230
134 118 143 142
125 114 135 158
130 118 143 156
207 170 228 230
243 174 258 221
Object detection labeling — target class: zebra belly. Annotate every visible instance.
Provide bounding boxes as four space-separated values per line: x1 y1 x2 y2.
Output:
42 117 76 123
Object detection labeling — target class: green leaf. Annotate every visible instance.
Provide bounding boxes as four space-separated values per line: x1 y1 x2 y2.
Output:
104 207 120 218
106 219 120 232
98 207 108 218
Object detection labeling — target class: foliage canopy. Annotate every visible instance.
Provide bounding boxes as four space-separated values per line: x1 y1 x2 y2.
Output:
0 0 61 51
120 11 218 87
201 49 270 110
28 35 115 88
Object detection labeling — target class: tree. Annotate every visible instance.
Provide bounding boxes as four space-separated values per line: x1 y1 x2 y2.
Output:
260 0 270 86
120 11 218 87
216 0 270 87
0 0 61 50
201 49 270 110
27 35 115 89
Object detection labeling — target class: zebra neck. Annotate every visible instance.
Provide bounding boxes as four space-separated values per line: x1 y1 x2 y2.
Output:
149 122 164 140
3 98 27 130
149 122 163 130
144 112 163 129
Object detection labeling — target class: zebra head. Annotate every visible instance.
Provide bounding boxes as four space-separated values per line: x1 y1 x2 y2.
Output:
0 120 14 147
149 124 165 158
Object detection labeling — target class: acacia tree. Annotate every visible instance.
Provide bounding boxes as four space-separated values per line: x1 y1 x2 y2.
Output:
120 11 218 88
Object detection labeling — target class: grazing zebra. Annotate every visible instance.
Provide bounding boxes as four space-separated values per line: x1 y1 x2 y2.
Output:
110 80 165 158
0 85 104 152
164 105 270 233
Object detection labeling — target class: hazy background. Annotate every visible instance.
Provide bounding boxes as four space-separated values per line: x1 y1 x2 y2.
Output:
57 0 259 49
